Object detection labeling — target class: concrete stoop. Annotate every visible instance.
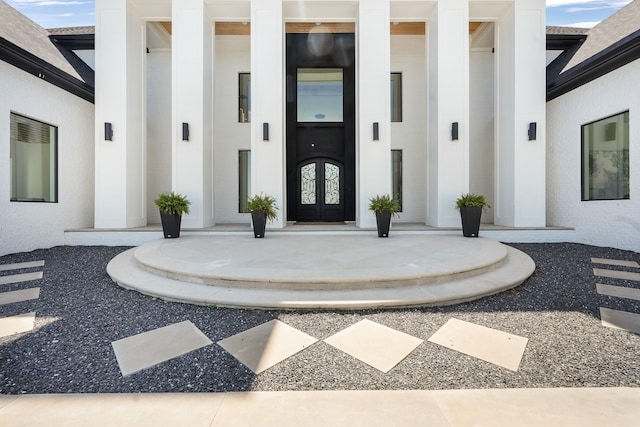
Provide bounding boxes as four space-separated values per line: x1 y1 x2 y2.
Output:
106 235 535 310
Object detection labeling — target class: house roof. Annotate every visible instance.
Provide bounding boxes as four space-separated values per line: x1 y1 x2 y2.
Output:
48 26 96 36
0 1 94 103
546 26 589 36
546 0 640 101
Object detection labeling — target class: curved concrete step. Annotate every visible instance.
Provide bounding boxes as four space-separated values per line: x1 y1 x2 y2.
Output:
107 243 535 310
131 235 509 290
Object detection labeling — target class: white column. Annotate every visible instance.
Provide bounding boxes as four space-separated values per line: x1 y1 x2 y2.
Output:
172 0 215 228
357 0 391 228
425 0 470 227
250 0 285 228
495 0 546 227
94 0 146 228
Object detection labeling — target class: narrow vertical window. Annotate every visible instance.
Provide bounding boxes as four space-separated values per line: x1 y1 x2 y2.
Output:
239 73 251 123
392 149 403 211
581 111 630 201
390 73 402 122
10 113 58 202
239 150 251 212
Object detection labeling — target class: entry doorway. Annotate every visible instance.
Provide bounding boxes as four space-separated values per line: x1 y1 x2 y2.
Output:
286 32 355 222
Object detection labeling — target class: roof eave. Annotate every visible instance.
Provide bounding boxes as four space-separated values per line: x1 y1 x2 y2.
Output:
0 36 94 104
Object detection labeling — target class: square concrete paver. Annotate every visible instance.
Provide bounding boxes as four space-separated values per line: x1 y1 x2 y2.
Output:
0 260 45 272
428 318 528 371
0 312 36 338
591 258 639 268
112 320 212 376
0 271 43 286
323 319 423 373
596 283 640 302
600 307 640 335
217 320 318 374
0 288 40 306
593 268 640 282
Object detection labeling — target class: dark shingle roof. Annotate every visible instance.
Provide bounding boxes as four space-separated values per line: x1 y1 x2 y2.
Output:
48 26 96 36
546 26 590 36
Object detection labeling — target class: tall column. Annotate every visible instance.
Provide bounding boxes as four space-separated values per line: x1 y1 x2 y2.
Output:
357 0 391 228
172 0 215 228
94 0 146 228
250 0 285 228
425 0 470 227
495 0 546 227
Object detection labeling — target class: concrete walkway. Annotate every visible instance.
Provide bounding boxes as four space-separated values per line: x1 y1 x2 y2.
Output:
2 388 639 426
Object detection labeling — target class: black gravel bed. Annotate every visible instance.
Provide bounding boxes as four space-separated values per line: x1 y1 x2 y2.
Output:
1 243 639 394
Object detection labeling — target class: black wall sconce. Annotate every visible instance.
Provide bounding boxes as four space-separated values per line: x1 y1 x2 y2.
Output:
373 122 379 141
182 122 189 141
104 122 113 141
451 122 459 141
528 122 537 141
263 122 269 141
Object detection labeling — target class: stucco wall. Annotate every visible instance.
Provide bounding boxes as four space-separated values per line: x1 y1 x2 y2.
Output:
0 61 95 256
390 35 427 222
547 60 639 252
213 35 251 223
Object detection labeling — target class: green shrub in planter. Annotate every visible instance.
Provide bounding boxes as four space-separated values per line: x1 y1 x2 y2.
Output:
154 192 191 238
368 194 400 238
455 193 490 237
246 194 278 238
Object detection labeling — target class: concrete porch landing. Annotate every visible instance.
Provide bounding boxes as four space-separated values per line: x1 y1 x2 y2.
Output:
107 235 535 310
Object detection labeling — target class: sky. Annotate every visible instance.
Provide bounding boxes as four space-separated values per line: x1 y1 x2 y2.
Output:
3 0 634 30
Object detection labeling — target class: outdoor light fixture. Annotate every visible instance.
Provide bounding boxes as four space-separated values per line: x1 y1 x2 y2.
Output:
528 122 537 141
373 122 379 140
104 122 113 141
451 122 459 141
182 122 189 141
263 122 269 141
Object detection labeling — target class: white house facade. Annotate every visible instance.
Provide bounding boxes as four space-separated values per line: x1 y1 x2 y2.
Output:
94 0 547 231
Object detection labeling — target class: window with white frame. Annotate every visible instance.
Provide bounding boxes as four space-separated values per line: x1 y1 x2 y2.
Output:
10 112 58 202
581 111 629 201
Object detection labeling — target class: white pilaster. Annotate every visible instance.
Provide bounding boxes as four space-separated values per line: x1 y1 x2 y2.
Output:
495 0 546 227
426 0 470 227
172 0 215 228
357 0 391 228
250 0 285 228
94 0 146 228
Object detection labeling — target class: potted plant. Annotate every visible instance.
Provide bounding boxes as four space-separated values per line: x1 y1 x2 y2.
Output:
154 191 191 238
368 194 400 238
246 193 278 238
455 193 490 237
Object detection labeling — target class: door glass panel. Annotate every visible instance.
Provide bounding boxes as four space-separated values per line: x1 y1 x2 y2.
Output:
301 163 316 204
297 68 343 122
325 162 340 205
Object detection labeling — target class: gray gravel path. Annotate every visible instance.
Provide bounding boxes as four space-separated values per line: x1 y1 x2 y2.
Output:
1 243 639 393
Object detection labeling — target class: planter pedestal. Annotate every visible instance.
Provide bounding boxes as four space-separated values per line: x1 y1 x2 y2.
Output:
460 207 482 237
375 211 392 238
251 211 267 238
160 212 182 238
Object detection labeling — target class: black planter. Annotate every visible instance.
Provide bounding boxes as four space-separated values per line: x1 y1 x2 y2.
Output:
375 211 392 238
460 206 482 237
160 212 182 238
251 211 267 238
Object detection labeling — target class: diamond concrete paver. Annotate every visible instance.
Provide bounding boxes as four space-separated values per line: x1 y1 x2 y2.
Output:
600 307 640 335
0 288 40 306
0 272 43 286
596 283 640 302
428 318 528 371
217 320 318 374
323 319 423 373
0 260 45 272
0 312 36 338
112 320 213 376
593 268 640 282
